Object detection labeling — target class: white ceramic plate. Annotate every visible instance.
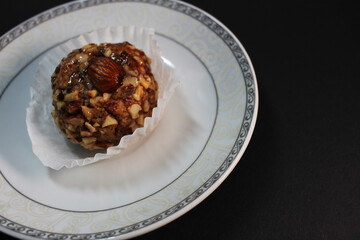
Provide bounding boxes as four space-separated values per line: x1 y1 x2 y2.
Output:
0 1 258 239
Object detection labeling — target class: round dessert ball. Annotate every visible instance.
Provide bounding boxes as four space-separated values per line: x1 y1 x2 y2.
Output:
51 42 158 150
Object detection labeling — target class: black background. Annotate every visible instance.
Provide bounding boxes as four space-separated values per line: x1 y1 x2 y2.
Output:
1 1 359 239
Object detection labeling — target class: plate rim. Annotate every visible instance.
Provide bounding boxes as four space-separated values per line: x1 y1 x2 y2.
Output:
0 0 259 239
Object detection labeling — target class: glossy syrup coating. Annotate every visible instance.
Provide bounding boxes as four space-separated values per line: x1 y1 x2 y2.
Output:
51 42 158 150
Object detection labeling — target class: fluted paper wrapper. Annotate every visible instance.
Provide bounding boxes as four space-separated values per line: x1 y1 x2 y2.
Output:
26 26 177 170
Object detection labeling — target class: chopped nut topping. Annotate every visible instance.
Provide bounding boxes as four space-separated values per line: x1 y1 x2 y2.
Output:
139 75 151 89
89 96 103 106
103 93 112 102
123 64 138 76
102 115 118 127
136 114 145 126
143 100 150 112
104 48 112 57
56 101 66 110
85 122 97 133
133 85 143 101
87 90 98 98
76 53 89 63
82 137 96 145
65 115 85 126
128 104 142 119
64 90 79 102
80 130 92 137
122 76 138 87
52 89 62 100
81 106 93 121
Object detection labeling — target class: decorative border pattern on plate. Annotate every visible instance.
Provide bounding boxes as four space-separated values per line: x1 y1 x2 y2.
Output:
0 0 257 239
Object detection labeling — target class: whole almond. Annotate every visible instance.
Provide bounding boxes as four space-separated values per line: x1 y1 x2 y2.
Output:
87 57 125 93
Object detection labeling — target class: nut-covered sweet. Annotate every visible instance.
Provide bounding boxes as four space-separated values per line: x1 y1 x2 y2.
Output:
51 42 158 150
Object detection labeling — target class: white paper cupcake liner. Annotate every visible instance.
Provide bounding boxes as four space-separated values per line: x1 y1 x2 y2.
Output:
26 26 177 170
